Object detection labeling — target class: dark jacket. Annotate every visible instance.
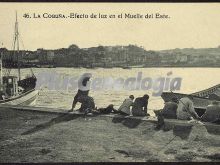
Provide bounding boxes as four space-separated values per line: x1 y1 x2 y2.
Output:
132 97 148 116
201 105 220 122
161 101 178 119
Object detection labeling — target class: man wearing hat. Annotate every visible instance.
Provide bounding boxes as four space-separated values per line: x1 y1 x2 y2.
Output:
176 96 200 120
160 97 179 119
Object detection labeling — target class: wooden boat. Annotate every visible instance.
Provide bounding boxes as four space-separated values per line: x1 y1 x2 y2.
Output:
161 84 220 115
0 12 38 106
0 89 38 106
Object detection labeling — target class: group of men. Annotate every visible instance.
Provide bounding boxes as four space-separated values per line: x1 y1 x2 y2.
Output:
69 75 151 116
159 95 220 123
117 94 150 116
70 90 150 116
69 75 220 123
70 86 220 123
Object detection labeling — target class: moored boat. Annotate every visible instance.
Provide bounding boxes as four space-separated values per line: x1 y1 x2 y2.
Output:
0 12 38 106
191 84 220 99
122 66 132 69
0 89 38 106
161 85 220 115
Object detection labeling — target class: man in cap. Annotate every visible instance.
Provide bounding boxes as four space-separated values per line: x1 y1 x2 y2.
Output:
176 96 200 120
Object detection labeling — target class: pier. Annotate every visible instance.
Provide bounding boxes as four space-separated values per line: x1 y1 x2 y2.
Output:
0 105 220 162
1 104 220 135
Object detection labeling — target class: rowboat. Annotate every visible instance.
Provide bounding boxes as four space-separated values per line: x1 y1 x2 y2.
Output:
161 84 220 115
191 84 220 99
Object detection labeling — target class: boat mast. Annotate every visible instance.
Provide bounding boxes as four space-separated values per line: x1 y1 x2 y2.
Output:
13 11 21 81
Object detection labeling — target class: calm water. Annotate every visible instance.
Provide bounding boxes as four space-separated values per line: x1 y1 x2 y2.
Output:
10 67 220 115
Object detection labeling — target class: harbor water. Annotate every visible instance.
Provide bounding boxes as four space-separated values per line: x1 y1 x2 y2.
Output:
10 67 220 116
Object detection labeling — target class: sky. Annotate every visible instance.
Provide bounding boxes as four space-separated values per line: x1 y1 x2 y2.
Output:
0 3 220 51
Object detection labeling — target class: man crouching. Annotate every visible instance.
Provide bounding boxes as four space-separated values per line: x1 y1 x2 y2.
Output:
70 73 95 114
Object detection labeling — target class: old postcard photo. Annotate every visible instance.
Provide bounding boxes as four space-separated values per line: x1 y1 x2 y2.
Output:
0 2 220 163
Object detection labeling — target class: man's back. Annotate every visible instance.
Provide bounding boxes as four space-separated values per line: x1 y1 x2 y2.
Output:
162 101 178 119
133 97 146 107
118 98 133 115
201 104 220 122
132 97 148 116
177 97 193 120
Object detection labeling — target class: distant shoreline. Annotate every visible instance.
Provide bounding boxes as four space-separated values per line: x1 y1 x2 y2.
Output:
2 45 220 70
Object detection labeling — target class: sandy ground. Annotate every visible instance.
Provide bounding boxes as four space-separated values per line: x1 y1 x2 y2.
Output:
0 108 220 163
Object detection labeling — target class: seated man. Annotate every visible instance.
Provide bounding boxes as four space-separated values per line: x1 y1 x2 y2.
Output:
153 97 178 130
70 74 95 113
132 94 149 117
71 77 90 111
201 101 220 123
78 96 95 114
118 95 134 116
176 96 200 120
161 97 178 119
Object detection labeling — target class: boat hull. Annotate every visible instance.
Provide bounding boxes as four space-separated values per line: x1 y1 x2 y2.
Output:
0 89 38 106
161 92 220 110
